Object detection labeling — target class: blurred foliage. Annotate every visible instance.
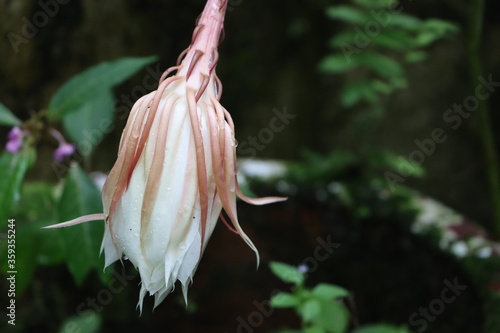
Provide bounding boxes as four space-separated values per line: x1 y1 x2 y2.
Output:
0 103 22 126
286 148 424 187
244 143 498 332
48 56 158 156
0 56 155 294
269 262 409 333
58 311 102 333
319 0 458 137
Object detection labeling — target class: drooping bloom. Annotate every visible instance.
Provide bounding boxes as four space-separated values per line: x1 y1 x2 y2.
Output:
46 0 285 310
50 128 76 162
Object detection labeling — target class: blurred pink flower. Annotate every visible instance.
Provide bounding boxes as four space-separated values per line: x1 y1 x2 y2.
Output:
6 126 24 153
53 142 76 162
50 129 75 162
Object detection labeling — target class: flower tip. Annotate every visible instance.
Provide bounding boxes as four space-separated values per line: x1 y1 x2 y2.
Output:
43 213 106 229
54 142 76 162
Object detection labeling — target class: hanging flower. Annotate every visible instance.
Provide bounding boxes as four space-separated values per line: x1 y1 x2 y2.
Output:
50 129 76 162
46 0 285 310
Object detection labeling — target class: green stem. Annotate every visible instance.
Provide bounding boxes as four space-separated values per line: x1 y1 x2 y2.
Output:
467 0 500 238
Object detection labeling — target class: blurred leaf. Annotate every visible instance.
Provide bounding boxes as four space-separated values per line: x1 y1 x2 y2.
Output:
315 300 348 333
8 221 37 294
328 32 358 48
371 80 395 95
47 56 157 120
319 54 357 73
270 292 300 308
352 324 410 333
270 261 305 285
57 163 108 285
0 103 21 126
412 18 459 48
413 31 443 48
371 31 412 51
0 182 63 295
364 147 425 178
422 19 459 35
58 311 102 333
301 299 322 322
358 52 404 78
353 0 398 9
342 81 380 108
0 148 35 223
12 182 65 265
311 283 349 300
405 51 427 63
287 150 358 184
341 82 363 108
388 14 422 30
62 92 114 157
304 327 326 333
371 77 406 94
326 6 370 25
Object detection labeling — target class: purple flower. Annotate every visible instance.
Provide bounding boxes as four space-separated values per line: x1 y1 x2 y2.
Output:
53 142 75 162
297 263 309 274
6 127 24 153
50 128 76 162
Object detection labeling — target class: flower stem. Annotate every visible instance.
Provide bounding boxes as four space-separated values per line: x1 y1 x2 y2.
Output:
467 0 500 238
177 0 227 84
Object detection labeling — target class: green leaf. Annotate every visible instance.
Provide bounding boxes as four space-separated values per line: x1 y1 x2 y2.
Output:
315 300 349 333
405 51 427 63
422 19 459 35
387 13 422 30
11 182 65 265
0 182 64 295
301 299 322 322
352 324 410 333
57 163 107 285
328 32 358 49
58 311 102 333
353 0 398 9
371 31 412 51
0 103 21 126
365 148 425 178
319 54 357 73
6 221 39 294
312 283 349 300
326 6 370 25
341 81 380 108
341 82 363 108
270 261 305 285
304 327 326 333
413 31 443 48
62 92 115 156
47 56 158 120
0 148 35 223
270 292 300 308
358 52 404 78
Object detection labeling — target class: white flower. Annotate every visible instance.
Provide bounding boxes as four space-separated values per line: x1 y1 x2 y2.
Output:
46 0 285 311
